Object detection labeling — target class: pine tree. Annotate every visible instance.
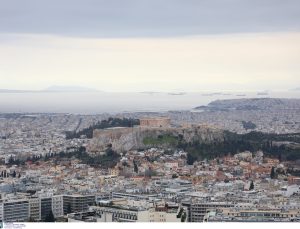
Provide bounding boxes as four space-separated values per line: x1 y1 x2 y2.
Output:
249 181 254 190
270 167 276 179
133 161 138 174
8 155 14 164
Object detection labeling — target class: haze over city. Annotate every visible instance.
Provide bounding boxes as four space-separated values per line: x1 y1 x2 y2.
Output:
1 1 300 226
0 0 300 92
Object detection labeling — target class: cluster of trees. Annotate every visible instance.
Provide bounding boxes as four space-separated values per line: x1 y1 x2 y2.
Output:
183 131 300 165
241 121 257 130
0 170 21 178
58 147 120 169
65 117 140 139
24 146 120 169
70 147 120 168
6 155 22 166
144 168 157 177
133 160 139 173
270 167 277 179
249 181 254 190
141 131 300 165
143 134 178 146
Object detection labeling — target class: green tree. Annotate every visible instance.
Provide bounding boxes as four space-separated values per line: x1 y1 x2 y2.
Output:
270 167 276 179
145 169 157 178
249 181 254 190
8 155 14 164
172 174 178 179
133 161 139 174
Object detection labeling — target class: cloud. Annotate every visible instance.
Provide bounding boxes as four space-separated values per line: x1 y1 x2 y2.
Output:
0 32 299 91
0 0 299 37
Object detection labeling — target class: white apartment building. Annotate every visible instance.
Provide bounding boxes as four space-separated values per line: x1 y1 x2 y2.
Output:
52 195 64 218
29 197 40 221
2 199 30 222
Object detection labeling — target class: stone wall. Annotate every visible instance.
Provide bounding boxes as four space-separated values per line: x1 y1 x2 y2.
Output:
139 117 171 128
87 125 224 153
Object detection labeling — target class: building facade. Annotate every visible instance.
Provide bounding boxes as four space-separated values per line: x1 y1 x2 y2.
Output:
63 195 95 214
3 199 29 222
139 117 171 128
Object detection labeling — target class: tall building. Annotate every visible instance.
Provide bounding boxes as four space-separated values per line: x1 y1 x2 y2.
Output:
29 197 40 221
63 195 95 214
40 197 52 221
3 199 29 222
52 195 63 218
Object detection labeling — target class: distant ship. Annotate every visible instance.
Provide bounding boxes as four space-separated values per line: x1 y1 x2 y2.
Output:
257 92 269 96
168 92 187 96
139 91 159 95
236 94 246 97
201 92 223 96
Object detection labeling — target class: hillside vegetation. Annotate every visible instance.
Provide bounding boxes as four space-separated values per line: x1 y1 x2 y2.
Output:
142 131 300 165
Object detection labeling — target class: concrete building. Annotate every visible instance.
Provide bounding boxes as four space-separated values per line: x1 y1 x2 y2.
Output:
52 195 64 218
67 210 101 222
206 208 300 222
111 192 158 201
0 203 3 221
188 202 234 222
29 197 40 221
40 197 52 221
63 195 95 214
3 199 29 222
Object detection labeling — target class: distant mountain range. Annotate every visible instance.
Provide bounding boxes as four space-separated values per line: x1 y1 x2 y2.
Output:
44 85 99 92
0 89 35 93
0 86 100 93
194 98 300 111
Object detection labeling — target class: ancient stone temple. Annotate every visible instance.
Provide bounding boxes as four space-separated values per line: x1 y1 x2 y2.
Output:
139 117 171 128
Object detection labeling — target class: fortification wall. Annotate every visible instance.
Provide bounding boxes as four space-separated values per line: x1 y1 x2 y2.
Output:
87 125 224 153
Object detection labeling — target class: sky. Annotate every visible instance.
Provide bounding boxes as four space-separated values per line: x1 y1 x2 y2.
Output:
0 0 300 92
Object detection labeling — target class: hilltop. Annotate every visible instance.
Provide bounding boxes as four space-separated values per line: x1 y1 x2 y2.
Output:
195 98 300 111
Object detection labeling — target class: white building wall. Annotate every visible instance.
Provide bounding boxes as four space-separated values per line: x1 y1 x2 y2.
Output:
0 203 3 221
52 195 64 218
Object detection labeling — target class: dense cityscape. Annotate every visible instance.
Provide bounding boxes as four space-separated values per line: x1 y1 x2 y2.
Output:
1 1 300 227
0 98 299 223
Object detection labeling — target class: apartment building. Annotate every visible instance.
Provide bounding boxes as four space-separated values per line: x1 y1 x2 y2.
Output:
63 195 95 214
52 195 63 218
29 197 40 221
189 202 234 222
40 197 52 221
2 199 29 222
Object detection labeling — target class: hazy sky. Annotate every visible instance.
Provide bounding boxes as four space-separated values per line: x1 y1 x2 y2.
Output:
0 0 300 92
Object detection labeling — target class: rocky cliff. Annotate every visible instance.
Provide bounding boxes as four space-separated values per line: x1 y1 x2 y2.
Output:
87 125 225 153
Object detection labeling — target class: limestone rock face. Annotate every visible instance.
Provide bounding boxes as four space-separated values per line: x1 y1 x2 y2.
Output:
87 126 224 153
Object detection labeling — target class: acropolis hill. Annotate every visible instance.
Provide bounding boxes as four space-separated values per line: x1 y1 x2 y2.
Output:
87 117 224 153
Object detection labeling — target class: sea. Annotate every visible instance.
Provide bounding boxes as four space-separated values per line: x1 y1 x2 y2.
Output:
0 91 299 114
